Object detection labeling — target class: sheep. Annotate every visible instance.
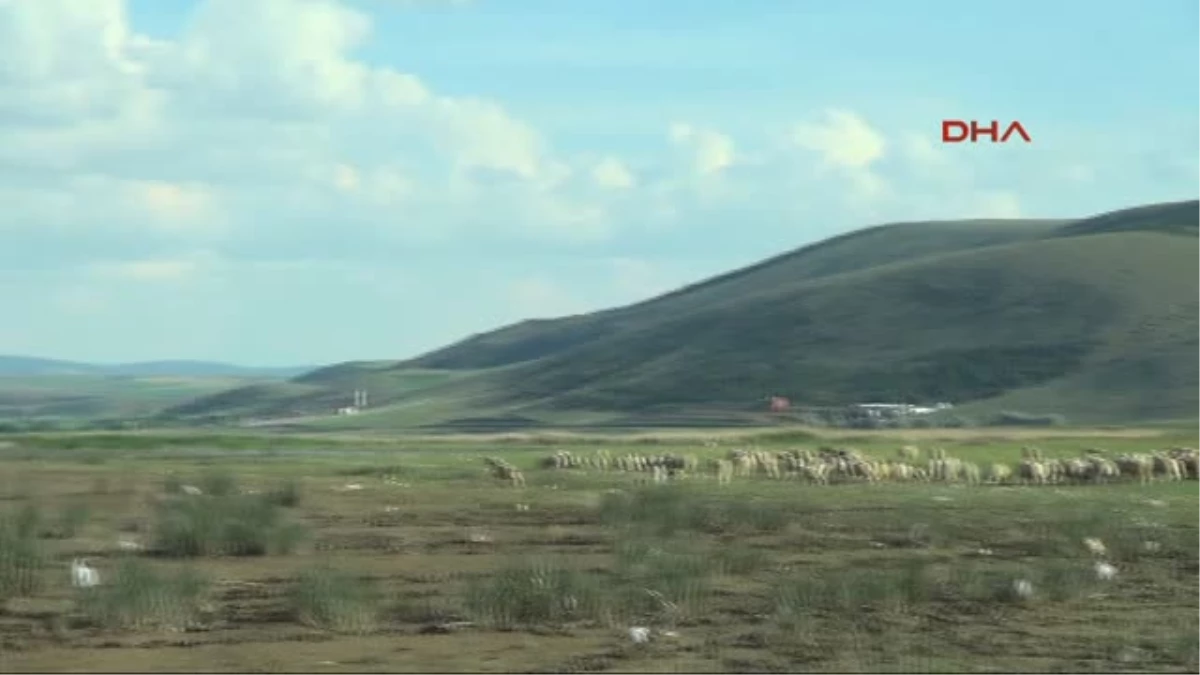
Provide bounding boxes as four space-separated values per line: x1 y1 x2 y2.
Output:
71 558 100 588
1153 454 1184 482
984 462 1012 485
958 461 982 486
898 445 921 462
1116 454 1153 484
1018 459 1047 485
712 459 734 485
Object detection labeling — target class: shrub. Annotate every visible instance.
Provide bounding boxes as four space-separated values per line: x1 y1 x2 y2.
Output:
152 493 306 557
463 557 606 629
46 502 90 539
163 473 184 495
265 479 302 508
0 519 45 602
198 468 238 496
288 565 380 634
78 558 210 631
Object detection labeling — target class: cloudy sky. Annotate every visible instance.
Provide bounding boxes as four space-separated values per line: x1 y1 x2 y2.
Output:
1 0 1196 367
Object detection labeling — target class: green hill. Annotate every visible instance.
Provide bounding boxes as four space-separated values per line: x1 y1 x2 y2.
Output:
167 199 1199 427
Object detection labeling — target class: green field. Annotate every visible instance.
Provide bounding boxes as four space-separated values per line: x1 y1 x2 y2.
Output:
0 375 282 428
0 426 1196 673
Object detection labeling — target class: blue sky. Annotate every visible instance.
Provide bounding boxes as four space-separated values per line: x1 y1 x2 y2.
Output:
0 0 1196 366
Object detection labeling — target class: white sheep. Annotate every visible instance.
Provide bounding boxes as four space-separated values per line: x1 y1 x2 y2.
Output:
1094 562 1118 581
71 558 99 588
1082 537 1107 557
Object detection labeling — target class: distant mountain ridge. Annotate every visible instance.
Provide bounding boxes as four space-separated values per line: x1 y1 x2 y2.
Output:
0 355 311 379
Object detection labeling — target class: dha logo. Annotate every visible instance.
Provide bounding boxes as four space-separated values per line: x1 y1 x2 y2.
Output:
941 120 1032 144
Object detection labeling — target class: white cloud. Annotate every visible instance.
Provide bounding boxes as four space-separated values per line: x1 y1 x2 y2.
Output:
125 180 219 229
787 109 892 204
0 0 601 258
592 157 635 189
668 122 736 175
790 109 886 170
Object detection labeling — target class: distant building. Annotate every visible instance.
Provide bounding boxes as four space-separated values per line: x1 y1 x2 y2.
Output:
336 389 369 416
769 396 791 412
851 402 952 419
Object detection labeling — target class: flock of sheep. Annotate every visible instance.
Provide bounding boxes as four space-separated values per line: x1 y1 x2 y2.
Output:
510 445 1200 488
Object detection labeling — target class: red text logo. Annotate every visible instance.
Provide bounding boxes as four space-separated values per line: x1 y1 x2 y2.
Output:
941 120 1032 144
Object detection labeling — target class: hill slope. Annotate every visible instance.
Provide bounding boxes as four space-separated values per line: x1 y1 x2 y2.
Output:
170 199 1199 426
403 218 1068 371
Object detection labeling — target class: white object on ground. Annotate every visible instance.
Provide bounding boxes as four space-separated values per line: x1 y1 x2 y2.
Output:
71 558 99 588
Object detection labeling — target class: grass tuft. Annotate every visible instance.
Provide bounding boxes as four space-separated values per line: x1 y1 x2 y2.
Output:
288 565 380 634
152 493 306 557
78 559 211 632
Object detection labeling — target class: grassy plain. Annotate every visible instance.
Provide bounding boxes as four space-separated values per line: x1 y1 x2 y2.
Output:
0 426 1196 673
0 375 286 426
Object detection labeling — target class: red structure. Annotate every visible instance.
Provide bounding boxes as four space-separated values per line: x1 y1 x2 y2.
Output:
769 396 791 412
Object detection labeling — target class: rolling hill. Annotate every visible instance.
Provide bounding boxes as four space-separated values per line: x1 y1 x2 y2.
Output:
167 199 1199 427
0 356 311 378
0 357 313 427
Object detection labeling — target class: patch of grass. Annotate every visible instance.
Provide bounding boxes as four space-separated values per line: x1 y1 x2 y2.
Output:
712 544 771 576
610 539 713 624
287 565 381 634
152 493 306 557
0 518 45 602
265 478 302 507
598 484 789 537
77 559 210 632
198 468 238 496
47 501 90 539
13 502 42 539
390 594 462 625
163 473 184 495
774 556 1105 628
337 464 410 478
463 557 607 629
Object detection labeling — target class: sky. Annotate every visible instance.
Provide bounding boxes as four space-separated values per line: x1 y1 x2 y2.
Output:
0 0 1196 367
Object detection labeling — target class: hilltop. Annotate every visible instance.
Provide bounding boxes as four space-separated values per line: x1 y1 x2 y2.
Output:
167 199 1199 428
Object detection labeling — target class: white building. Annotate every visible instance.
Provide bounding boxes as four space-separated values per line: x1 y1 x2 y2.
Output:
851 402 952 418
